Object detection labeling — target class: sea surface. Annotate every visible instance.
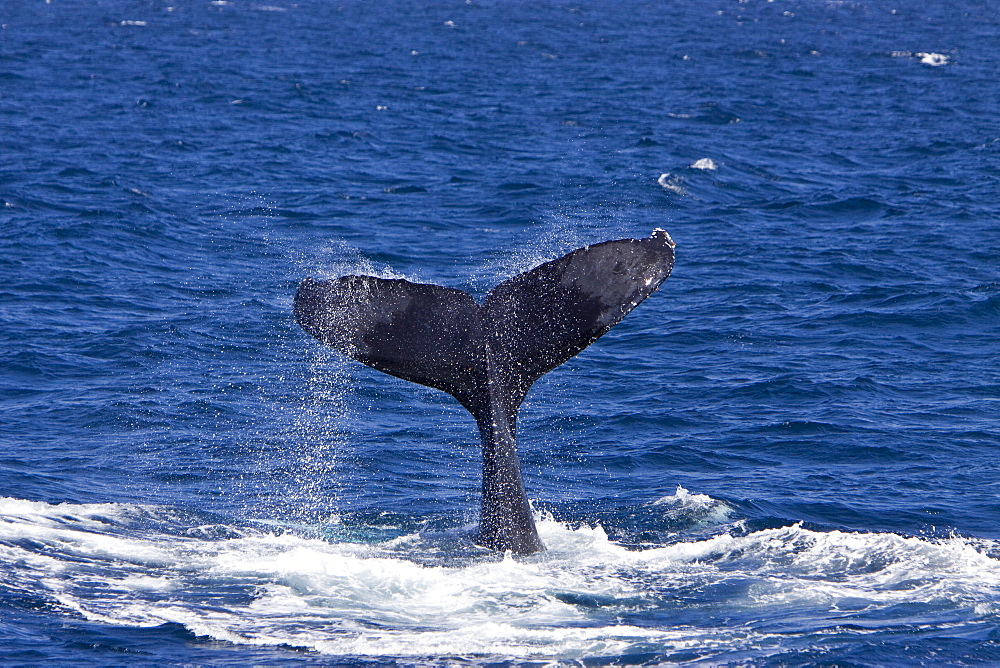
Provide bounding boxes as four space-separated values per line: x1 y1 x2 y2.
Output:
1 0 999 664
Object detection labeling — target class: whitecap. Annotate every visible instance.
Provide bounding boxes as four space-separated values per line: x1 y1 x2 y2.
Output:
689 158 717 170
652 485 732 526
657 173 684 194
917 52 949 66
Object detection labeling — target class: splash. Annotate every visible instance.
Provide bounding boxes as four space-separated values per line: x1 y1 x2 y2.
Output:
3 497 1000 662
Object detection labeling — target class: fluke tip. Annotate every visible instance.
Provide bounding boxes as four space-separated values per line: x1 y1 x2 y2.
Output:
651 228 675 248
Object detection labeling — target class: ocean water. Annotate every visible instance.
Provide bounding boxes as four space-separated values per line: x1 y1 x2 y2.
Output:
1 0 998 664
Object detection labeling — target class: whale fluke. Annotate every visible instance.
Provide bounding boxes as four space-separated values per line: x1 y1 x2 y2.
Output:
294 229 676 554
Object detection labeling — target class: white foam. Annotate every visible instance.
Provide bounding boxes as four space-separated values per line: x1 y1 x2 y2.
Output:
891 51 949 66
3 497 1000 660
657 173 685 194
0 496 157 527
689 157 717 170
652 485 732 526
653 485 714 507
917 52 949 66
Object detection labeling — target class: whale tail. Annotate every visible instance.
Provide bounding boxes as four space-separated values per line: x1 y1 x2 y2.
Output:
293 230 676 553
294 230 676 412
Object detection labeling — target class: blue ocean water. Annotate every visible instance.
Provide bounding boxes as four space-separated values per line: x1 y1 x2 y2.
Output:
1 0 999 663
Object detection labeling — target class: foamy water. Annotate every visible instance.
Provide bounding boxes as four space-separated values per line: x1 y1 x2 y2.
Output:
4 495 999 662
